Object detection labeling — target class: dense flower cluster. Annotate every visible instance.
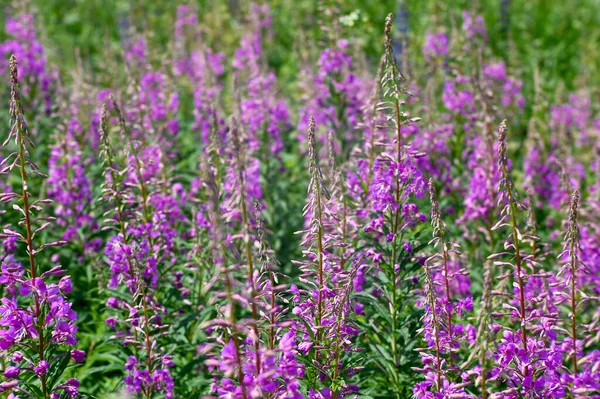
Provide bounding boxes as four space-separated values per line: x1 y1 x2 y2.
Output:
47 99 98 250
234 3 290 158
298 39 369 152
0 13 53 111
1 4 599 399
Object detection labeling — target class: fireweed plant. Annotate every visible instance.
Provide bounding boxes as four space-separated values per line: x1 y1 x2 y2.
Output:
0 56 83 398
1 3 600 399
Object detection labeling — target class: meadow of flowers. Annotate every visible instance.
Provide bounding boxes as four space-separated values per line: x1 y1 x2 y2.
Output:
0 1 599 398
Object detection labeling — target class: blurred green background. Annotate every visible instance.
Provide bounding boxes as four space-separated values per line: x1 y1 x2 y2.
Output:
1 0 598 100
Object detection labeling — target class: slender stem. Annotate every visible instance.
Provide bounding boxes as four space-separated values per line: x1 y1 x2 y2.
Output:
433 213 454 370
240 190 261 374
134 156 152 228
340 196 347 270
99 106 143 368
570 245 578 375
438 223 453 367
10 57 48 397
223 260 248 399
499 152 528 351
394 102 402 161
17 105 48 399
480 335 488 399
102 123 128 241
508 192 527 350
193 211 204 308
331 278 354 399
307 116 325 342
568 193 579 376
477 113 497 399
256 205 277 351
141 284 156 397
425 268 443 391
111 97 153 232
268 268 276 350
209 106 221 185
102 124 138 282
390 220 399 365
17 115 37 284
479 229 496 399
210 175 247 399
315 171 325 341
232 119 261 374
389 93 404 366
498 122 527 351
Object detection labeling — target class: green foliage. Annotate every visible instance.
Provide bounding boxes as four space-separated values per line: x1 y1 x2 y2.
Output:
4 0 596 94
0 1 598 397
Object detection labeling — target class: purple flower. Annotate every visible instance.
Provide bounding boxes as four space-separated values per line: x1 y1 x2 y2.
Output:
422 32 449 59
462 11 487 41
442 78 475 114
107 297 119 308
3 366 20 379
71 349 86 363
34 360 49 376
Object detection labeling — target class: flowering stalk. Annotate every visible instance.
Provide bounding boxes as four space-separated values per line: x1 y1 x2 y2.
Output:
201 151 248 398
307 116 326 340
0 55 82 399
208 105 223 187
422 252 443 392
329 261 361 399
381 13 416 366
12 53 48 398
218 262 248 399
292 114 363 397
497 120 527 350
414 180 474 398
327 131 349 271
569 191 580 375
110 95 153 228
386 14 401 366
254 201 277 350
229 117 261 375
484 120 563 397
429 180 453 348
382 13 408 157
100 102 175 399
477 260 493 399
99 103 129 241
560 190 581 376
